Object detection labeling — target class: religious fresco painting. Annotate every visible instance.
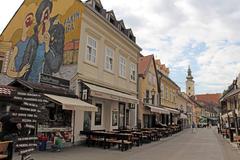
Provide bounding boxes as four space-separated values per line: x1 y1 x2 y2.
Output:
0 0 84 83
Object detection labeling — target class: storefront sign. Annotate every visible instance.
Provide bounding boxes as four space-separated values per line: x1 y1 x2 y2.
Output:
8 90 48 159
40 74 70 89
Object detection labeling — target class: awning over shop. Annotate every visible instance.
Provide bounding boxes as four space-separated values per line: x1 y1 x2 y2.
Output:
84 83 138 104
44 94 97 112
221 110 239 119
146 105 170 114
180 113 188 119
164 107 180 114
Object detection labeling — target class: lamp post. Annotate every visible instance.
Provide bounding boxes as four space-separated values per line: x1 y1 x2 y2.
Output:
151 88 156 105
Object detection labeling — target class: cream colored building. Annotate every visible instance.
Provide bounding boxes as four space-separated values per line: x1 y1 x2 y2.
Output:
138 55 167 128
175 92 193 128
71 0 141 141
155 60 180 125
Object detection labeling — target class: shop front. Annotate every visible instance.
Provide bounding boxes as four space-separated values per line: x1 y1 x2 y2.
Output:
4 80 97 145
79 81 138 131
179 113 188 129
0 85 48 159
42 94 97 144
144 105 170 128
164 107 180 125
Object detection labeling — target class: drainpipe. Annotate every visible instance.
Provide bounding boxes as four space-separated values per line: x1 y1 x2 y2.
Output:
136 54 140 129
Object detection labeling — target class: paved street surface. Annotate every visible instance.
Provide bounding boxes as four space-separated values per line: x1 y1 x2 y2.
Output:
31 128 240 160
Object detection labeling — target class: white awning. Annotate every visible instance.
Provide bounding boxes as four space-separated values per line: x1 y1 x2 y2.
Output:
180 113 188 119
221 110 239 119
44 94 97 112
164 107 180 114
146 105 170 114
84 83 138 104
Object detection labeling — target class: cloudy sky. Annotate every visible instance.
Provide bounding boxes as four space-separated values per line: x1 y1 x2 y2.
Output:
1 0 240 94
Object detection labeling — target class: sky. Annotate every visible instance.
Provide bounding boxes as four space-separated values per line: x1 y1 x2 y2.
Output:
0 0 240 94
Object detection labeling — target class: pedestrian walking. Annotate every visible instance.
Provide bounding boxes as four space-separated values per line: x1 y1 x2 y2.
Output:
192 122 196 133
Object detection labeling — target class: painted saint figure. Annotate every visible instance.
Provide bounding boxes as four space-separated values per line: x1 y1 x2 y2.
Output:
20 0 64 82
6 13 34 78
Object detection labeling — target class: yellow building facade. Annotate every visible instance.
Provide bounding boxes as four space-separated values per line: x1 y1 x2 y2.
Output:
138 55 160 128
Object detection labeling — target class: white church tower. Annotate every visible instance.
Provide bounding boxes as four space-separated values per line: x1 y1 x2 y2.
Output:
186 66 195 96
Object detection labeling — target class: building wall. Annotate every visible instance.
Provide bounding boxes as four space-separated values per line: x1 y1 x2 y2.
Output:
138 59 159 127
161 76 179 109
0 0 85 84
175 93 188 112
76 6 139 96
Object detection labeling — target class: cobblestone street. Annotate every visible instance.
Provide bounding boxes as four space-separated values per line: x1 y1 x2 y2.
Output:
30 128 240 160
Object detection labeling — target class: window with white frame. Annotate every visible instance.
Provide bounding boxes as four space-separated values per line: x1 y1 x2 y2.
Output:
0 60 3 73
119 55 126 78
130 63 136 81
165 87 168 100
161 84 164 98
86 36 97 64
105 47 113 71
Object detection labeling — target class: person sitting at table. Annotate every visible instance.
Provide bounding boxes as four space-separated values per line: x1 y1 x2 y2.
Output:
51 131 65 152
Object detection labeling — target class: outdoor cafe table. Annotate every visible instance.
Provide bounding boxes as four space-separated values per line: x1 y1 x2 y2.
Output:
80 131 133 151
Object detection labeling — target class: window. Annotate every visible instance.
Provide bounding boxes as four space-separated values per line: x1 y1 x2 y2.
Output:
126 109 130 126
86 36 97 64
95 4 101 13
130 63 136 81
169 90 172 102
112 111 118 126
110 17 115 25
161 84 164 98
119 56 126 78
0 60 3 73
105 47 113 72
146 90 149 103
152 95 155 105
95 103 102 126
165 87 168 100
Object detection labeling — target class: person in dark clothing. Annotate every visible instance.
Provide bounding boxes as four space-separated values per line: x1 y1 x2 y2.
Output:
16 123 29 137
0 114 17 141
0 114 17 160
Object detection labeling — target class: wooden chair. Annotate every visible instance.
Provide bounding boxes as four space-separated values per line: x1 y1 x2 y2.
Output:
0 141 11 160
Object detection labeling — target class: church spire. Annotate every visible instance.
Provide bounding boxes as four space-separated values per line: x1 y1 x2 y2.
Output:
187 65 193 80
186 65 195 96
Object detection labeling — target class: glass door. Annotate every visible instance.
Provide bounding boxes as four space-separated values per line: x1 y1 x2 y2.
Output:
83 111 92 131
118 103 125 130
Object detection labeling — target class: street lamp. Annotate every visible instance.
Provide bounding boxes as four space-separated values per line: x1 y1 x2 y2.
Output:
151 88 156 105
144 88 156 105
151 88 156 96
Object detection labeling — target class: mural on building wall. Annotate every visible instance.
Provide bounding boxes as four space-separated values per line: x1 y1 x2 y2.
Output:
0 0 84 83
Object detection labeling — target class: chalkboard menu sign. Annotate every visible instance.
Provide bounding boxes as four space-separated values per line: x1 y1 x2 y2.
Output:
10 91 48 160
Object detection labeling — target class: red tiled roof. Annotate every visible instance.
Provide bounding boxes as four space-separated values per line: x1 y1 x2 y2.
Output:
195 93 222 105
138 55 154 77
